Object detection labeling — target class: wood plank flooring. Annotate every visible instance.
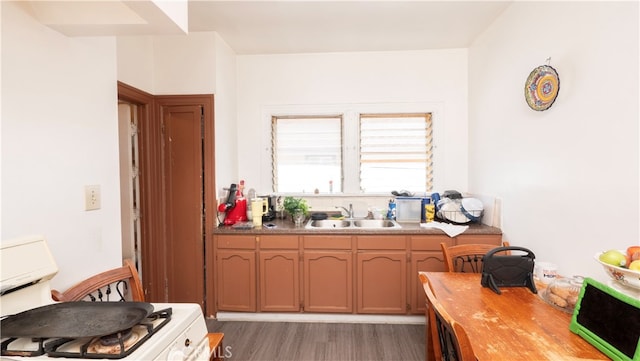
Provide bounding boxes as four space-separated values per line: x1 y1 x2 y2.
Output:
206 320 426 361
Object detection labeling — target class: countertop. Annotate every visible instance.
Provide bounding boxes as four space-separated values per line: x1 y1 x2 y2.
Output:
212 218 501 236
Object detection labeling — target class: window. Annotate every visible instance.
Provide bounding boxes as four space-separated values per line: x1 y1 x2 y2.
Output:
360 113 433 193
271 112 433 194
272 115 343 193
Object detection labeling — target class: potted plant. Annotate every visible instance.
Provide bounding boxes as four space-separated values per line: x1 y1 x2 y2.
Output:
282 196 309 225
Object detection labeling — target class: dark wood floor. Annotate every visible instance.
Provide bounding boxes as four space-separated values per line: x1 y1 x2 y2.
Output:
206 320 426 361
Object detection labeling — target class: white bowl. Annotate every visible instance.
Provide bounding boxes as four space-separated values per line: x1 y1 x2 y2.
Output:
595 251 640 290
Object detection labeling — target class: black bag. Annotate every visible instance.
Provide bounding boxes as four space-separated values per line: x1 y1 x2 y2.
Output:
481 246 537 295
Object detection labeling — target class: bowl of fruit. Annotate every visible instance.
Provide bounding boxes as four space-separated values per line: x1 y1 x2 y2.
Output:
595 246 640 290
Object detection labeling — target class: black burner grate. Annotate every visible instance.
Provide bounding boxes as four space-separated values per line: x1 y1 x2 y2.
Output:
1 308 172 359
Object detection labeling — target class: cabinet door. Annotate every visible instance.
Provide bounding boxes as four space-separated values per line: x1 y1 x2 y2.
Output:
259 250 300 312
303 251 353 313
410 251 445 314
216 250 256 312
356 252 407 314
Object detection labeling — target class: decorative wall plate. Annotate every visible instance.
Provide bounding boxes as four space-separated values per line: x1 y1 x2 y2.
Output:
525 65 560 111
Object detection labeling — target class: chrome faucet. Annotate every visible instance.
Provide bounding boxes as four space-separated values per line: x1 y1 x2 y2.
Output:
336 204 354 219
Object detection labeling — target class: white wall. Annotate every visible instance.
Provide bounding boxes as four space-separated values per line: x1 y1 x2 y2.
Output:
468 1 639 281
236 50 470 202
117 32 217 95
152 32 216 95
213 33 240 199
1 2 123 289
117 36 155 93
117 31 238 203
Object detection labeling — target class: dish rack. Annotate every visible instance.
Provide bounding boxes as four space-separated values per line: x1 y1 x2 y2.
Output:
436 209 483 225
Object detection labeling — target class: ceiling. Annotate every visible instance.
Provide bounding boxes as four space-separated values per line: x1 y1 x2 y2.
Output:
188 1 512 54
23 1 512 55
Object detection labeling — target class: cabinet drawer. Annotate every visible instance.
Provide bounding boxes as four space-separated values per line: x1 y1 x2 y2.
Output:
303 236 352 250
410 236 453 251
357 236 406 250
259 235 299 249
455 234 502 246
217 235 256 249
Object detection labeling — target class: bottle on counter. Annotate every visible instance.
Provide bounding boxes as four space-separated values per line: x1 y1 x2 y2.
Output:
387 199 396 220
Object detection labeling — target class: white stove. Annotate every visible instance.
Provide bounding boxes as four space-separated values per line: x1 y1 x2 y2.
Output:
0 235 211 361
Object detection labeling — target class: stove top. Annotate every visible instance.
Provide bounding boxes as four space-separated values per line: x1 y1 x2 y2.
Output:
1 303 209 361
1 236 211 361
2 308 172 359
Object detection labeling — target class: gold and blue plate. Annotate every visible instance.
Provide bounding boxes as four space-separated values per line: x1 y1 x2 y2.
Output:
525 65 560 111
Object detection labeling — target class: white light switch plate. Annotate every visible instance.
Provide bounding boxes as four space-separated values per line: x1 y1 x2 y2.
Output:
85 185 101 211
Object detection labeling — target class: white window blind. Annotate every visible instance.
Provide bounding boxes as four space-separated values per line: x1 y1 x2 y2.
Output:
359 113 433 193
272 115 342 193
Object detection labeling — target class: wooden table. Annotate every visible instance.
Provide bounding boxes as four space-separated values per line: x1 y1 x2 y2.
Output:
420 272 609 361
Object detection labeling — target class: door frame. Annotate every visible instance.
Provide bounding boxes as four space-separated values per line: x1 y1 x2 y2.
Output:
117 82 216 315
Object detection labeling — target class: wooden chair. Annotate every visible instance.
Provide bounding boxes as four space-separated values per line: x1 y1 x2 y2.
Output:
51 259 145 302
441 242 510 273
422 274 476 361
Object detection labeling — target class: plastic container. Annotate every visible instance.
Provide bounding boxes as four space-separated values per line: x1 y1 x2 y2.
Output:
542 276 584 313
395 197 424 222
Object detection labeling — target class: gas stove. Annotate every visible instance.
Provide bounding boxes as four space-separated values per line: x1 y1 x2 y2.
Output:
0 236 211 361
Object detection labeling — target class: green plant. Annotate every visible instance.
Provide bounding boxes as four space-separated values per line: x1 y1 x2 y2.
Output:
282 196 309 217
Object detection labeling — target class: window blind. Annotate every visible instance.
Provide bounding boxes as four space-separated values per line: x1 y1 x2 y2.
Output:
359 113 433 193
272 115 342 193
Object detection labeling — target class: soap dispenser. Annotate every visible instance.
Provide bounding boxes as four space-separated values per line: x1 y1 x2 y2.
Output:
387 199 396 220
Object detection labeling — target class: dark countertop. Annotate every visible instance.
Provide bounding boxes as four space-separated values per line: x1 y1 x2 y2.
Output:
212 219 502 236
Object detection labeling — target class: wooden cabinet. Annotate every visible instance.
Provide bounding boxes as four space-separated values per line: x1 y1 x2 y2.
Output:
259 236 300 312
455 234 502 245
302 236 353 313
409 235 452 314
213 228 502 316
216 235 257 312
356 236 407 314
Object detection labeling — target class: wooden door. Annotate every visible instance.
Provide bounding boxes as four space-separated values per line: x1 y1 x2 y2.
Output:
410 251 444 314
356 252 407 314
160 104 205 304
259 251 300 312
409 235 451 314
118 86 215 312
303 251 353 313
216 249 257 312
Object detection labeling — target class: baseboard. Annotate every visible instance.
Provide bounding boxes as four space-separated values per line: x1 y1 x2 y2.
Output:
213 312 425 325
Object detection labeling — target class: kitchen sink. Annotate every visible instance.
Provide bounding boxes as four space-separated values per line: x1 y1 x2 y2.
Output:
305 219 401 230
352 219 400 228
307 219 351 229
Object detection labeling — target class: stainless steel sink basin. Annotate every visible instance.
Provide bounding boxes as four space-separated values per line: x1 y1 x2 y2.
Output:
307 219 351 229
305 219 401 230
353 219 401 229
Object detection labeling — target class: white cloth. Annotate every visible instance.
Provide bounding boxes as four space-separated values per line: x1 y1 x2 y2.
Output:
420 221 469 237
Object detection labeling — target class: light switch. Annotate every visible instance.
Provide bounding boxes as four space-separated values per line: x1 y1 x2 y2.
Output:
85 185 101 211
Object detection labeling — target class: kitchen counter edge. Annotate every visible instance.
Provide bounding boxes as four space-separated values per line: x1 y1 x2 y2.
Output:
212 220 501 235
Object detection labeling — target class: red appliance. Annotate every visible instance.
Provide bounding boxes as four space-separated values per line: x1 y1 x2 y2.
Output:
217 181 248 226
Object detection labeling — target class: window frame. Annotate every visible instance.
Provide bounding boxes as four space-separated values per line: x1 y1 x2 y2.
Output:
261 102 443 196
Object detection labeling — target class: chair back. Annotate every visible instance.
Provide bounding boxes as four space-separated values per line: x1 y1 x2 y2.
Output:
51 259 144 302
441 242 510 273
423 277 476 361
